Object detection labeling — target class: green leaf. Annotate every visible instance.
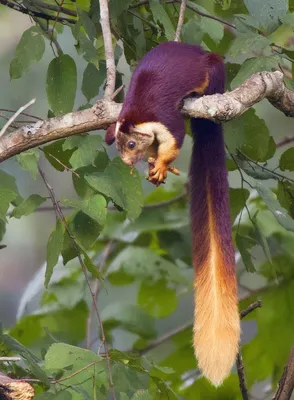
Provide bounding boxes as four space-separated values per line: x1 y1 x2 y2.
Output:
72 150 110 199
181 374 240 399
131 391 152 400
235 233 256 272
231 56 280 88
138 279 178 318
243 0 287 31
279 148 294 171
107 246 188 285
46 54 77 116
149 0 175 40
252 212 272 265
234 13 261 33
102 303 156 339
63 135 103 169
0 169 23 206
10 194 46 219
82 63 106 101
45 343 107 393
225 109 273 162
228 32 271 58
45 219 65 288
233 153 277 180
77 7 97 41
16 149 40 179
241 280 294 387
229 188 250 223
277 180 294 218
1 333 49 384
260 252 294 282
43 139 74 171
200 15 224 43
74 30 100 67
0 187 17 220
61 194 107 226
255 182 294 232
10 26 45 79
62 211 102 263
0 219 6 241
85 157 144 221
9 301 88 349
109 0 132 18
182 18 204 45
112 364 146 392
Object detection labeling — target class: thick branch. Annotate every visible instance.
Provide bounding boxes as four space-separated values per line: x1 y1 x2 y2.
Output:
99 0 116 99
1 71 294 163
0 101 121 163
182 71 294 120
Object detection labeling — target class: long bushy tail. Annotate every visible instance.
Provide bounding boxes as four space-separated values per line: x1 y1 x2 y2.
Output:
189 54 240 386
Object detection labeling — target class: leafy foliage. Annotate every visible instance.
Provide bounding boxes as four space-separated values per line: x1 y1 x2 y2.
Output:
1 0 294 399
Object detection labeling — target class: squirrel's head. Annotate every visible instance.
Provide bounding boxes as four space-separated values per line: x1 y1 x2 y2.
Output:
105 120 155 166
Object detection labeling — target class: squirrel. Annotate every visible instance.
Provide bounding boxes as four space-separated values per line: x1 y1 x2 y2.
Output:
105 41 240 387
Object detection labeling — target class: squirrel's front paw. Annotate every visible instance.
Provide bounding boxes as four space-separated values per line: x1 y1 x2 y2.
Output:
147 157 180 186
147 159 168 186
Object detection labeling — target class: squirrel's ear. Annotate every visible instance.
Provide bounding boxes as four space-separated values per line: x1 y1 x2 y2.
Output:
105 123 116 145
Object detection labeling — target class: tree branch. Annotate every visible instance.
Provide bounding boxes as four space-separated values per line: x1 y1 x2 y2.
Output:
0 100 121 163
1 71 294 164
174 0 187 42
182 71 294 121
99 0 116 99
0 0 76 24
273 346 294 400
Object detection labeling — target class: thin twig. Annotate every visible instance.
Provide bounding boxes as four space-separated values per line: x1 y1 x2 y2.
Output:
39 147 79 176
110 84 125 101
0 112 19 129
236 301 263 400
86 241 114 350
55 360 105 383
138 320 193 355
0 0 75 23
0 357 22 361
38 20 63 56
0 99 36 137
99 0 116 99
240 300 262 319
0 108 42 120
174 0 187 41
276 136 294 148
30 0 77 17
273 346 294 400
38 166 116 400
130 0 236 29
236 352 248 400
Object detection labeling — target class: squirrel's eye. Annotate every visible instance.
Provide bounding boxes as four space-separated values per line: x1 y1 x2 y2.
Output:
128 141 136 149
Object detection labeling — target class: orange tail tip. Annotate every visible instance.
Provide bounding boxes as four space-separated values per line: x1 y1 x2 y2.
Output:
193 278 240 386
193 177 241 387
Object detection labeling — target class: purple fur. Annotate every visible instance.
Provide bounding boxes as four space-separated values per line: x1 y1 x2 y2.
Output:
119 42 219 147
119 42 234 272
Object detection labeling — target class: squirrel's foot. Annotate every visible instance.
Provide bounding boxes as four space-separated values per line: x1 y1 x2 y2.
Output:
147 157 179 186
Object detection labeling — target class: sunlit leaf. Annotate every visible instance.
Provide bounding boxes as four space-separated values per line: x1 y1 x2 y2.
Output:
46 55 77 115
